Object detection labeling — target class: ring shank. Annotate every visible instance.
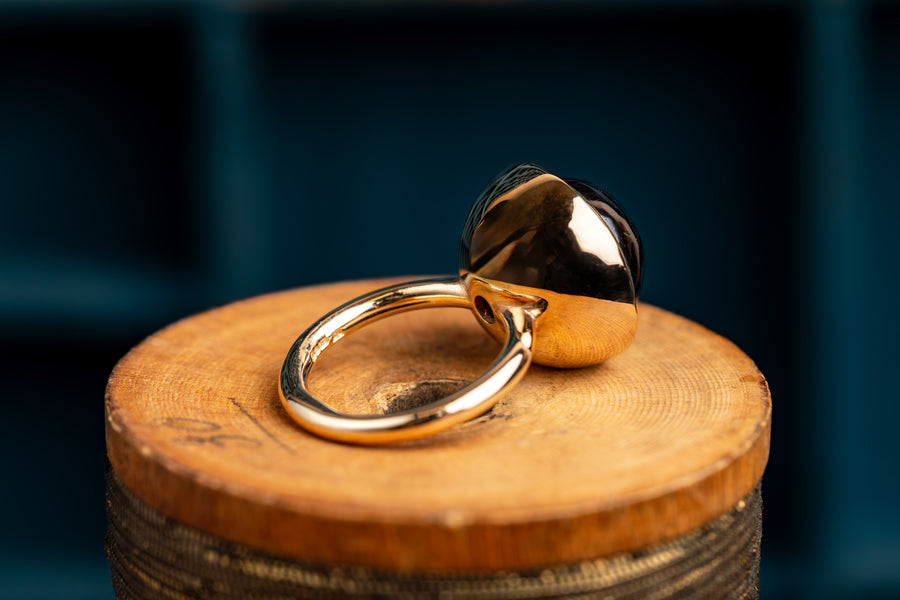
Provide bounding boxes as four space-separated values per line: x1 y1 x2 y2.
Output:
279 277 535 444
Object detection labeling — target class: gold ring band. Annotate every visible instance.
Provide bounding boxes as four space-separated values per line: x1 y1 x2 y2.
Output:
279 277 540 444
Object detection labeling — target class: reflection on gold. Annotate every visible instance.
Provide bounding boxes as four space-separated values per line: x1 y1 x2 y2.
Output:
567 198 625 266
462 277 637 368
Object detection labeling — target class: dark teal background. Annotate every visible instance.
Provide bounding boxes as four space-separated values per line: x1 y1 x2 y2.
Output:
0 1 897 598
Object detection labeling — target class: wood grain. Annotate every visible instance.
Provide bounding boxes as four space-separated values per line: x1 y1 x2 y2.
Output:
105 278 771 573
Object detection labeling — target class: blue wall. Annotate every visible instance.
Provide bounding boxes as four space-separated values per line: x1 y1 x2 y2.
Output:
0 1 897 598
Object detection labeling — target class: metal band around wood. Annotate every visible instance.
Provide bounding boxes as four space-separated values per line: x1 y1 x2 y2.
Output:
105 464 761 600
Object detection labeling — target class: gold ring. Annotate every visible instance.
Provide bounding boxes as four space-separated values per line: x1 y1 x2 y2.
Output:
279 163 643 444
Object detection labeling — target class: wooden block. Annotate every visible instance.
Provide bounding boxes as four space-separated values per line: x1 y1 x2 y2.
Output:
105 277 771 573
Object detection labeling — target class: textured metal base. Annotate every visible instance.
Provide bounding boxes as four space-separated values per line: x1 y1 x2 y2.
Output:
105 464 761 599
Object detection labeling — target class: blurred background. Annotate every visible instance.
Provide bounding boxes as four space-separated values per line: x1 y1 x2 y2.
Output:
0 0 897 598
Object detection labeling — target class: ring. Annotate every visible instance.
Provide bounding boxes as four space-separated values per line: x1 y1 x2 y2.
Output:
279 163 643 444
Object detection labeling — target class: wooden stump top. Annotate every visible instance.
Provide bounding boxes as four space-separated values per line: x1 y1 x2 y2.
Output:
105 278 771 572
